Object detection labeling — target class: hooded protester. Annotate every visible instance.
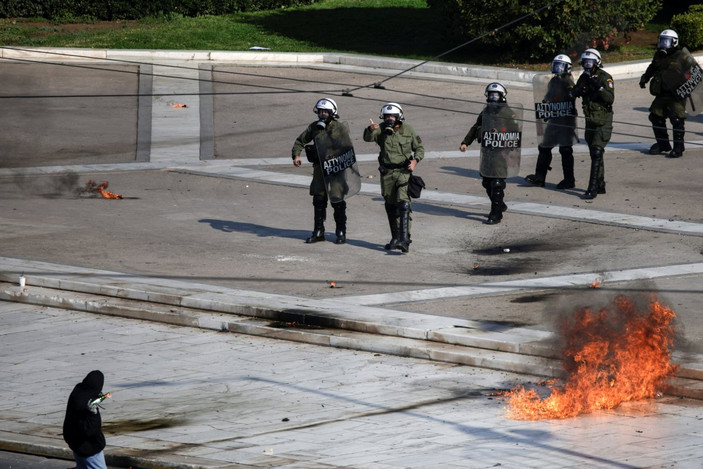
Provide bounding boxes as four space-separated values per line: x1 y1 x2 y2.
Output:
63 370 108 469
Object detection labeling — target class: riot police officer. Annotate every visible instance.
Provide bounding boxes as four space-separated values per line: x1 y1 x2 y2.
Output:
639 29 697 158
572 49 614 199
461 82 521 224
525 54 577 189
363 103 424 253
292 98 349 244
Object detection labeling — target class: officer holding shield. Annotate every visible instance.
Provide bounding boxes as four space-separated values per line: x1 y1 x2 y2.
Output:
363 103 424 253
292 98 350 244
461 82 522 225
639 29 698 158
526 54 577 189
572 49 614 199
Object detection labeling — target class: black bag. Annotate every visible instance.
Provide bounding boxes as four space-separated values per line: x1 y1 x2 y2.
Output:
408 174 426 198
304 144 318 163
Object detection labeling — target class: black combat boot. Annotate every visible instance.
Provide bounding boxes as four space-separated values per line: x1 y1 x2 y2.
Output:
305 195 327 243
556 146 575 189
397 201 411 252
648 114 672 154
668 117 685 158
332 200 347 244
486 178 506 225
384 203 399 250
584 146 604 199
524 146 552 187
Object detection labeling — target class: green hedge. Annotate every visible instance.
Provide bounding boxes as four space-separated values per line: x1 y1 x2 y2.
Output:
427 0 660 61
0 0 319 20
671 4 703 50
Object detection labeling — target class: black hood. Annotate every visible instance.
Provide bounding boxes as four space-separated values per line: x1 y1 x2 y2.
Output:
81 370 104 394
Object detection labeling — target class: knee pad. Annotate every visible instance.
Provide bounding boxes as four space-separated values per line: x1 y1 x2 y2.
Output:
312 195 328 208
670 117 685 130
559 146 573 158
490 179 506 190
589 146 604 160
331 200 346 210
648 113 666 127
398 200 411 213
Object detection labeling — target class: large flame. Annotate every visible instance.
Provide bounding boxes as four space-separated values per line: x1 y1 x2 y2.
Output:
505 294 678 420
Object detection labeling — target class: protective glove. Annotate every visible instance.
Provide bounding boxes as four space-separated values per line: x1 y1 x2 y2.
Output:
639 76 648 89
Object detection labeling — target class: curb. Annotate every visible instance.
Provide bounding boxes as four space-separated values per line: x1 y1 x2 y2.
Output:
4 47 703 89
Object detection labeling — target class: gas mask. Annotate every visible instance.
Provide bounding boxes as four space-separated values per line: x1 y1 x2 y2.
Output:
383 116 398 135
315 110 331 129
658 36 674 52
582 59 596 75
486 92 502 103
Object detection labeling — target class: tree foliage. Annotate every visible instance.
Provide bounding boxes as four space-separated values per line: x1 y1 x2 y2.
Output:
0 0 321 20
672 4 703 50
427 0 662 61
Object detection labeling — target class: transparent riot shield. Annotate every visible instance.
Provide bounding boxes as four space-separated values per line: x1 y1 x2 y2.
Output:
314 121 361 204
533 73 577 147
657 49 703 115
480 103 523 178
677 62 703 116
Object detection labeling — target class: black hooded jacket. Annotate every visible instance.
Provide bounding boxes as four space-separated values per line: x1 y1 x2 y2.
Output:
63 370 107 456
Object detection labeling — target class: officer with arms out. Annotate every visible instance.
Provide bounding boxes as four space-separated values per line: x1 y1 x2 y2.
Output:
461 82 521 224
363 103 424 253
572 48 614 199
292 98 350 244
525 54 577 189
639 29 697 158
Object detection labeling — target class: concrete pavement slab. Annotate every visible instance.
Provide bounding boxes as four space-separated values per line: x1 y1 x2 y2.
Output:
3 302 703 469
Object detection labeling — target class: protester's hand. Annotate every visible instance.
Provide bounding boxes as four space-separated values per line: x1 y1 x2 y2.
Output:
368 118 380 131
293 156 301 167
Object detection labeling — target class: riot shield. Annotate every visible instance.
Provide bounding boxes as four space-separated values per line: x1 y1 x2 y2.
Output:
533 73 577 147
679 62 703 116
660 49 703 115
480 103 523 178
314 121 361 204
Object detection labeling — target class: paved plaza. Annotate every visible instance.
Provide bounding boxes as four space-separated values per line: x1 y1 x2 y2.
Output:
1 47 703 468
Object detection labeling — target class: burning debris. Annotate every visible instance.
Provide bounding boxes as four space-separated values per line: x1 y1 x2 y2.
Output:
590 278 603 288
78 180 123 199
504 294 678 420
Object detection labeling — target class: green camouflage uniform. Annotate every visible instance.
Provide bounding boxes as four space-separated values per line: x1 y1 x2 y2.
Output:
573 66 614 198
363 121 424 251
292 119 351 243
640 46 697 155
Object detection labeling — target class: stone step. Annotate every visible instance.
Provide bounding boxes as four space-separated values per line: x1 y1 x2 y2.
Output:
2 281 701 400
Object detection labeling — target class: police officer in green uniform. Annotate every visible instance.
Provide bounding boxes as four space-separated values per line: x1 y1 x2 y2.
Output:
572 49 614 199
525 54 577 189
461 82 519 224
363 103 424 253
292 98 349 244
639 29 696 158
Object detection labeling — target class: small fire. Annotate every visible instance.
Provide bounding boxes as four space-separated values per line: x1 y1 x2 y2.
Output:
329 281 337 288
504 294 678 420
590 278 603 288
82 180 123 199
